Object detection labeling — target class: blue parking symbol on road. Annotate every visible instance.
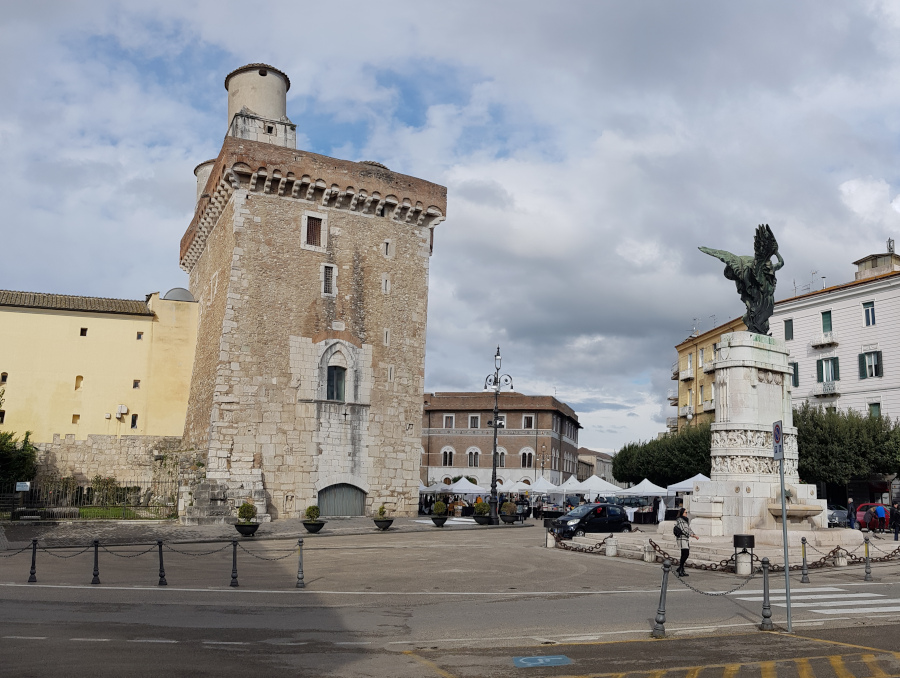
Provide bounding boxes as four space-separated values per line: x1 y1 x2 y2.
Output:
513 655 572 668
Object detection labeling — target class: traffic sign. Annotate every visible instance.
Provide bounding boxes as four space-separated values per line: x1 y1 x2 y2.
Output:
773 420 783 460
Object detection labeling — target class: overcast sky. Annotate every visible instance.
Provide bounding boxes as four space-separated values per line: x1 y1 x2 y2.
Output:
3 1 900 452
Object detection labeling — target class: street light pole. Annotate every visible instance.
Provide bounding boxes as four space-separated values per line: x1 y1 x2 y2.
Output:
485 346 513 526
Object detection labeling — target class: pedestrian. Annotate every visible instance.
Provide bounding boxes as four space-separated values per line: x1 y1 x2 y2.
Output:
674 508 699 577
847 497 856 530
865 506 876 532
892 502 900 541
876 504 887 533
652 496 661 524
534 497 543 520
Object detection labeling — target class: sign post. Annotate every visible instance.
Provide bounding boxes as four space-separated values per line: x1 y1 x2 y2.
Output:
773 420 792 632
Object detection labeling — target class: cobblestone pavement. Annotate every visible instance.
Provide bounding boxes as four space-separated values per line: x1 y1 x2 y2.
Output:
1 515 534 547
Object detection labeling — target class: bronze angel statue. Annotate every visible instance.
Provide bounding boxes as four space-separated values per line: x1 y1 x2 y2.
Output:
699 224 784 335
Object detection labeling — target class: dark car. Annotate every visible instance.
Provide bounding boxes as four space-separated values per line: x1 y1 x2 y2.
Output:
551 503 632 539
827 504 848 528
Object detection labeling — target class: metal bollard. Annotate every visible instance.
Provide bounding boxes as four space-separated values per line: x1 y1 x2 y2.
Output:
157 541 167 586
864 535 873 581
296 538 305 588
800 537 810 583
651 559 671 638
759 557 774 631
91 540 100 585
230 539 239 587
28 539 37 583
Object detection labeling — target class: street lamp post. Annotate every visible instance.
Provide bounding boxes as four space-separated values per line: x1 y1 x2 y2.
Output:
485 346 513 526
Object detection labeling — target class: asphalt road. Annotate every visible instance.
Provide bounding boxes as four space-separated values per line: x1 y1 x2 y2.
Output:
3 524 900 676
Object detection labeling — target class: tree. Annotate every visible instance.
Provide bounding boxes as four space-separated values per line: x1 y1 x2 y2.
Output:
0 388 39 483
612 423 711 486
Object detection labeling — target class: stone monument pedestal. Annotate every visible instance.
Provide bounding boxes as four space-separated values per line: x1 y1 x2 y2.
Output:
687 332 827 542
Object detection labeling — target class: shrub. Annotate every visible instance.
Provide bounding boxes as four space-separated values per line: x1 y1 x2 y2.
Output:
500 501 517 516
474 501 491 516
304 505 320 521
237 501 257 523
377 504 387 518
432 500 447 516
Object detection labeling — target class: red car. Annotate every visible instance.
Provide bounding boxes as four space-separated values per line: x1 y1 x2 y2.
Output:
856 502 892 530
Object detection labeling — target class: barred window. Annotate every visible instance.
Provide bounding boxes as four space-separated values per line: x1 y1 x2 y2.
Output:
306 217 322 247
323 265 334 295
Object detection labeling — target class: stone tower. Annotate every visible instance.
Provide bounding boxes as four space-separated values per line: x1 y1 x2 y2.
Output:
180 64 446 522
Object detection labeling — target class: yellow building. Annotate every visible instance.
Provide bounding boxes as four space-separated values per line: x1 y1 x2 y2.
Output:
669 317 746 433
0 289 197 443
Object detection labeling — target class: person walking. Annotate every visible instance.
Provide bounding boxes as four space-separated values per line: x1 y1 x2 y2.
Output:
876 504 887 534
847 498 856 529
674 508 699 577
891 502 900 541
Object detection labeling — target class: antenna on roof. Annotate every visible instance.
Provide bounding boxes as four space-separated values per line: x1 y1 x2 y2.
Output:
709 314 717 328
889 238 895 254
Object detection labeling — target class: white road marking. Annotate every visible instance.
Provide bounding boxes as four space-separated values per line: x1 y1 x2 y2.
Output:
775 598 900 608
3 636 46 640
731 587 844 595
814 606 900 614
334 641 372 645
128 639 178 643
203 641 247 645
736 593 883 602
70 638 110 642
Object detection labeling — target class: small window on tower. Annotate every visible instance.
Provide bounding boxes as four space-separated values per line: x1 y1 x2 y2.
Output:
72 414 80 424
265 125 274 134
0 373 6 384
136 332 143 340
322 264 336 296
80 328 88 337
131 414 138 429
0 411 6 424
133 380 140 389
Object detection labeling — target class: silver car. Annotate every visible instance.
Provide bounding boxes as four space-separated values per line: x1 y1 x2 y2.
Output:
828 504 849 528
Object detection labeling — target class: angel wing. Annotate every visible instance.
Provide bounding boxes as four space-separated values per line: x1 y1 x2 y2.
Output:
698 246 745 272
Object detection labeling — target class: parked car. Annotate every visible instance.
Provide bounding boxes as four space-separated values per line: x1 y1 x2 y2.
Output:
856 502 891 531
827 504 848 528
551 503 632 539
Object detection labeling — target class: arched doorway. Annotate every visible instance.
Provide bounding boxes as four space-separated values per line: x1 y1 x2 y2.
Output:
318 483 367 516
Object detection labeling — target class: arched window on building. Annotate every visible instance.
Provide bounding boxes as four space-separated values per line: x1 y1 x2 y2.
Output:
467 447 480 467
441 446 454 467
499 451 506 468
521 451 533 468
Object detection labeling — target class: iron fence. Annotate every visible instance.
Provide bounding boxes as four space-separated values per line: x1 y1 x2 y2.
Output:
0 478 178 520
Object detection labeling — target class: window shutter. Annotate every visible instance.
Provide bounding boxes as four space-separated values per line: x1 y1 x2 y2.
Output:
877 351 883 378
792 363 799 388
833 357 840 381
816 359 823 383
859 354 867 380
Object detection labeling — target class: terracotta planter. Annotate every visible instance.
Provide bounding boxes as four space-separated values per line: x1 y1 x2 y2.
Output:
431 516 448 527
500 514 518 524
473 515 492 525
373 518 394 531
235 523 259 537
303 521 325 533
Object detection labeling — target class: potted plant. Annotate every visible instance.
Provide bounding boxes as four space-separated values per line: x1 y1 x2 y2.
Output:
473 501 492 525
500 501 518 524
431 500 448 527
373 504 393 531
234 501 259 536
303 504 325 533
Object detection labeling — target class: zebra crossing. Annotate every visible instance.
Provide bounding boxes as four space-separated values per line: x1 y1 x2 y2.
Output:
732 585 900 615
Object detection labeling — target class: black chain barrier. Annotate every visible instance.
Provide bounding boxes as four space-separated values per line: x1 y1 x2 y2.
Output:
552 532 611 553
0 538 306 587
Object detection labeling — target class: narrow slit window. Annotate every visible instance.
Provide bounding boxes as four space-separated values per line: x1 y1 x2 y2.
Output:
72 414 80 424
133 380 140 389
326 366 346 402
322 265 335 295
80 328 88 337
0 411 6 424
0 373 7 384
383 328 390 346
306 217 322 247
75 375 83 390
130 414 138 429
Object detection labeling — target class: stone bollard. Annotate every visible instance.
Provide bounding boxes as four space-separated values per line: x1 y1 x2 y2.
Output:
643 544 656 563
546 530 556 548
834 550 848 567
605 537 618 557
736 550 752 576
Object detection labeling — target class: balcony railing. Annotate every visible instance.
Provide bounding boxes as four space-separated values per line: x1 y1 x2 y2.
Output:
812 381 840 397
811 331 839 348
671 362 679 380
666 417 678 430
666 389 678 403
702 360 716 374
678 405 694 418
701 399 716 412
679 367 695 381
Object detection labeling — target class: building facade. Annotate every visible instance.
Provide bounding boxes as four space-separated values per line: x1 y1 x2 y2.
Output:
421 392 581 488
181 64 447 521
669 317 746 433
577 448 625 487
0 290 197 443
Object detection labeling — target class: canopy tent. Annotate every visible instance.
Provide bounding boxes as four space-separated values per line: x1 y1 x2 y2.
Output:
447 478 489 495
575 475 622 499
666 473 711 494
503 480 539 494
528 477 558 493
614 478 670 497
554 475 583 493
418 482 429 492
421 482 449 494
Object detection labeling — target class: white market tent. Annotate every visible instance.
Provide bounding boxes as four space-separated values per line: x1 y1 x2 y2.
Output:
575 475 622 499
418 482 428 492
615 478 670 497
422 482 448 494
666 473 710 494
504 480 539 494
447 478 489 495
555 475 583 493
529 477 558 493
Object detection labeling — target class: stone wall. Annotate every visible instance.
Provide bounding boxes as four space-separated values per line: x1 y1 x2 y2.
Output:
35 434 187 483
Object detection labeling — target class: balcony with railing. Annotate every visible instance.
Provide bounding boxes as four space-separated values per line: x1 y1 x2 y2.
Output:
667 389 678 404
701 399 716 412
679 367 695 381
811 381 841 397
811 331 839 348
666 417 678 431
678 405 694 418
671 362 679 380
702 360 716 374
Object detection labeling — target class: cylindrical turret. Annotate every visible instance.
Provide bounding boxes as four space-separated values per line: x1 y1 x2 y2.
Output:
193 159 216 204
224 64 290 130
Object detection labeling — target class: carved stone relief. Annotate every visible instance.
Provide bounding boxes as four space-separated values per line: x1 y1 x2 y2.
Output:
756 369 783 386
711 455 798 477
